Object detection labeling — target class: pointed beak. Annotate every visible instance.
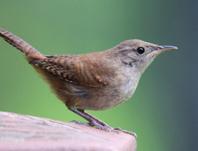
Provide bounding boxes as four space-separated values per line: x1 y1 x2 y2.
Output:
158 45 178 52
148 44 178 57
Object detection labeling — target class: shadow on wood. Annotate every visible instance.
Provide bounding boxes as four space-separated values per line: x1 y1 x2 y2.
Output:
0 112 136 151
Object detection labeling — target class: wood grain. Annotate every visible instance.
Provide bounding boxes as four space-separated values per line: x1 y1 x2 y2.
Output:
0 112 136 151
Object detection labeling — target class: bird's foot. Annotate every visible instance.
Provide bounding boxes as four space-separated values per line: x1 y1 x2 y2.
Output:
72 120 136 137
70 120 89 126
71 120 113 132
88 120 113 132
113 127 137 137
88 122 136 137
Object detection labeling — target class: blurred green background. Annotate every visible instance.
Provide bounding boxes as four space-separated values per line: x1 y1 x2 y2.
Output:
0 0 197 151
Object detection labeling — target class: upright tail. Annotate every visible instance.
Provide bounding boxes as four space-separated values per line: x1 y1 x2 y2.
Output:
0 28 46 60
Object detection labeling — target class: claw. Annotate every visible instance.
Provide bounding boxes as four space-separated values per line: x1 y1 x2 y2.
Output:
88 120 113 132
114 127 137 137
71 120 88 126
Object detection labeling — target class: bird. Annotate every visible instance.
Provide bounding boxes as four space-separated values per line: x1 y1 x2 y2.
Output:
0 28 177 133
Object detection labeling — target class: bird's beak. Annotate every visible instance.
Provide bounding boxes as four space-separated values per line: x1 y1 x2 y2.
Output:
157 45 178 52
148 45 178 57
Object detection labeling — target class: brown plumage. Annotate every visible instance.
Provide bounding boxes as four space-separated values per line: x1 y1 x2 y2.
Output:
30 53 117 110
0 28 177 132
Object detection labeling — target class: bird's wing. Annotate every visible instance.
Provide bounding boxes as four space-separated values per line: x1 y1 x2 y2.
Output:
30 55 115 89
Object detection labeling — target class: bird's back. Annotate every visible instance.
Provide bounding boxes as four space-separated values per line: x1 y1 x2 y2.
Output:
30 53 123 110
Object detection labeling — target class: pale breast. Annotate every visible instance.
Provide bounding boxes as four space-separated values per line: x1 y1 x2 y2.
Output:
116 67 141 103
119 77 139 101
85 67 141 110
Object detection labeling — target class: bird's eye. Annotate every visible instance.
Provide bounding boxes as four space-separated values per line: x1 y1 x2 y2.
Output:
136 47 145 54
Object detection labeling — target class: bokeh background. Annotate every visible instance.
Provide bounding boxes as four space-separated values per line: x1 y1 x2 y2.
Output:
0 0 197 150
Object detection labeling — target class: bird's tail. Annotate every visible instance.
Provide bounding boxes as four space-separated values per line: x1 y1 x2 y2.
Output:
0 28 46 60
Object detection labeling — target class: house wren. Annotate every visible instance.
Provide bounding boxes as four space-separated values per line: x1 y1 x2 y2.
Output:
0 28 177 132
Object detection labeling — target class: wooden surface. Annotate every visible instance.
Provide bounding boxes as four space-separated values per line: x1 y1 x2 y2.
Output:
0 112 136 151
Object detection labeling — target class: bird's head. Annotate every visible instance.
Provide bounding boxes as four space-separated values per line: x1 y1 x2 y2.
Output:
112 39 178 73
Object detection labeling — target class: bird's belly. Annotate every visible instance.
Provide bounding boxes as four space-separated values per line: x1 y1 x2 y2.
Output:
74 78 139 110
41 67 139 110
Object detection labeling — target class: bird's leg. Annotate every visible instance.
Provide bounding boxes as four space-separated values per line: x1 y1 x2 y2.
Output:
69 107 136 136
69 107 112 131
